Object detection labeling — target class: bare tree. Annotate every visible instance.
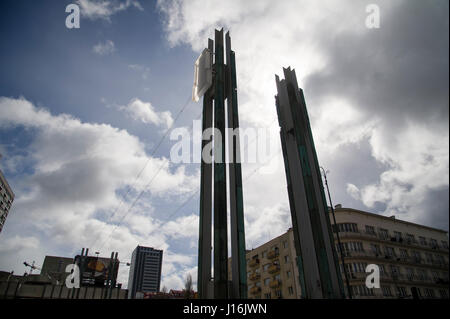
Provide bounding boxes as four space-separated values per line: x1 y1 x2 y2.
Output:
184 273 193 299
161 286 168 294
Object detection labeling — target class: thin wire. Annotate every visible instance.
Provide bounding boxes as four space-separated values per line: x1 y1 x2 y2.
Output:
89 94 193 250
110 114 279 261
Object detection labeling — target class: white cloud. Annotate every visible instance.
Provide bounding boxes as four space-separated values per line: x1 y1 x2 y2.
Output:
346 183 361 201
93 40 116 56
128 64 151 80
0 96 197 287
119 98 174 128
76 0 143 21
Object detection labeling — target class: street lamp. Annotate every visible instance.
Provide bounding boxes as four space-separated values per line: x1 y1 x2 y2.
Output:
320 167 352 299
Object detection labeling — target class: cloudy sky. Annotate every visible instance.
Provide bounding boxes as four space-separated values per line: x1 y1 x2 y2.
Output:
0 0 448 290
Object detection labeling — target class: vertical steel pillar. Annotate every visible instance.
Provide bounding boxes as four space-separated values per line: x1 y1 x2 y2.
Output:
198 29 246 299
198 39 214 299
225 32 247 299
213 28 228 299
275 67 344 299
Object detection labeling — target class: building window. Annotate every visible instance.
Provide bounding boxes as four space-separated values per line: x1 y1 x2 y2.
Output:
384 246 396 257
264 278 271 286
390 265 401 278
337 223 359 233
288 286 294 295
430 239 439 249
431 271 439 281
406 268 414 281
353 262 367 273
353 285 374 296
424 288 435 299
441 241 448 249
382 286 392 297
435 254 445 266
396 286 407 298
286 271 291 278
439 289 448 299
378 228 389 240
284 255 290 263
393 231 403 242
425 253 433 264
379 264 386 275
419 236 427 246
283 240 288 249
275 290 282 298
417 269 427 281
406 233 416 244
263 264 270 272
264 293 271 299
365 225 375 235
370 243 381 256
412 250 422 263
262 251 267 259
399 249 409 258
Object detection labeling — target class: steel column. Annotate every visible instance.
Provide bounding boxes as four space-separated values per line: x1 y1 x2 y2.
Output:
198 38 214 299
275 67 344 299
226 32 247 299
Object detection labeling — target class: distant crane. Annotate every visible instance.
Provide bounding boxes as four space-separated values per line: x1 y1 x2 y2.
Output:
23 261 39 275
23 261 59 284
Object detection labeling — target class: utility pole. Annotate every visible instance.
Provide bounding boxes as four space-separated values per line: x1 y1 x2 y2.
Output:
320 167 352 299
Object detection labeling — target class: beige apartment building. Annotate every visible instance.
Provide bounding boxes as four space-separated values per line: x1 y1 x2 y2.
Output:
232 206 449 299
0 168 14 234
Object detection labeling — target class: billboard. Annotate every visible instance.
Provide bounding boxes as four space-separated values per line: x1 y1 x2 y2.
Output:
74 256 119 287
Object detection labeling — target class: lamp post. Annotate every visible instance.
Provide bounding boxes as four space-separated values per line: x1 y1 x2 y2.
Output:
320 167 352 299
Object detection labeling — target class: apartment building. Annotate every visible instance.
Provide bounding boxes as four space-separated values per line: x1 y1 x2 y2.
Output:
332 206 449 299
232 206 449 299
228 230 302 299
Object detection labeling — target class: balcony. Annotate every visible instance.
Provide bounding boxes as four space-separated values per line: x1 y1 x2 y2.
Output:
267 250 279 260
249 273 260 281
268 264 280 274
249 258 260 268
269 279 281 289
405 239 418 246
250 286 261 295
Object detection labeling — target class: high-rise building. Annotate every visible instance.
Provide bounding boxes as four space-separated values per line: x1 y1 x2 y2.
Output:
127 246 163 299
0 168 14 234
234 206 449 299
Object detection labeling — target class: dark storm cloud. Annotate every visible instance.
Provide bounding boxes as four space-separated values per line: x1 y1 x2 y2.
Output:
303 0 449 228
415 186 449 231
305 0 449 128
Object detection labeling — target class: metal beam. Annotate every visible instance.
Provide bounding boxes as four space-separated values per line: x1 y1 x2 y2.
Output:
226 32 247 299
275 68 344 298
198 39 214 299
213 28 228 299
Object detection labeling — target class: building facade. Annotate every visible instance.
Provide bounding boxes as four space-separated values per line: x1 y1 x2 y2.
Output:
0 169 14 234
229 230 303 299
0 271 128 299
333 206 449 299
128 246 163 299
41 256 76 285
235 206 449 299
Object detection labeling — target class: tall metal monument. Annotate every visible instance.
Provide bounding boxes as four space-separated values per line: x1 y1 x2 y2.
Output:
194 29 247 299
275 67 344 299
